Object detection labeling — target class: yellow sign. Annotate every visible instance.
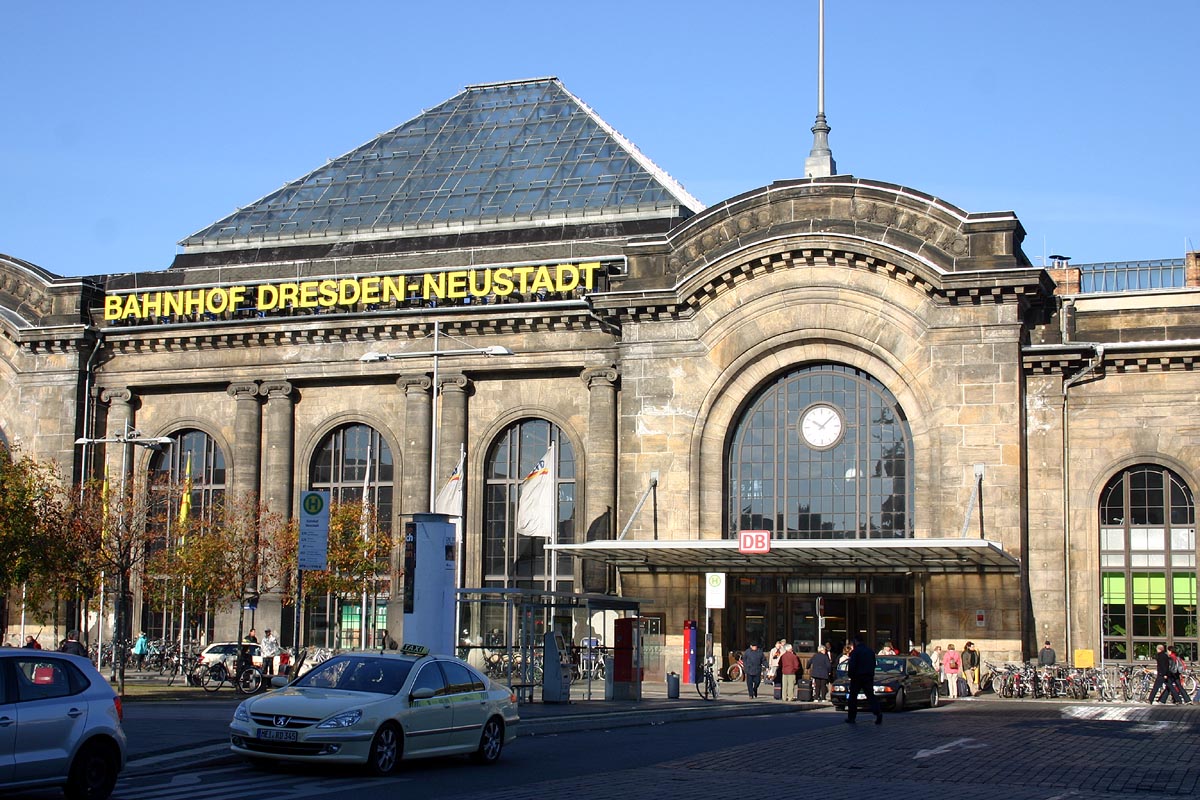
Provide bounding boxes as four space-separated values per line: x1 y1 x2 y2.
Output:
103 261 604 322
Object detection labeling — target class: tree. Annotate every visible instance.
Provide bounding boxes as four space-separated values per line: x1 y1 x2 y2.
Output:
61 471 172 694
170 492 294 655
274 500 393 649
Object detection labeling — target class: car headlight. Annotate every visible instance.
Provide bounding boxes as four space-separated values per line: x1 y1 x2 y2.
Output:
233 703 250 722
317 709 363 729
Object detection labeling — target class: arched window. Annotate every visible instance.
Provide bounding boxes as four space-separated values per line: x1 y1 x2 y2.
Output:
727 363 913 539
307 423 394 648
310 423 394 520
482 419 576 591
1100 465 1197 661
145 429 227 640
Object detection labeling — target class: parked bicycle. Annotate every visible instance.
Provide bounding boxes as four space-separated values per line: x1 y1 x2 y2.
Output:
697 656 720 701
201 653 263 694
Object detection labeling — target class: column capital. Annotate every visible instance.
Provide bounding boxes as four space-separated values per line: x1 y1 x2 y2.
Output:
100 387 133 405
582 365 619 389
396 374 432 393
260 380 294 399
438 373 470 393
227 381 261 401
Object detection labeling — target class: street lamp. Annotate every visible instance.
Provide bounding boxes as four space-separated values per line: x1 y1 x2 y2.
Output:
75 425 172 683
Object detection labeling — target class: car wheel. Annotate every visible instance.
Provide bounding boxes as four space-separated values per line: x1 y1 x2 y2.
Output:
473 716 505 765
894 688 906 712
64 740 120 800
366 723 401 776
929 685 940 708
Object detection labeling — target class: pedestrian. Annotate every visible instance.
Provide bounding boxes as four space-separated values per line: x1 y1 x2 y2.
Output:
845 636 882 725
928 645 944 682
942 644 962 698
1149 643 1183 704
58 630 87 657
132 631 149 670
962 641 981 692
779 643 802 701
838 643 852 671
23 635 41 649
1038 640 1056 666
877 640 896 656
245 628 259 644
809 644 832 701
1167 646 1192 704
261 628 281 676
767 639 786 685
741 641 766 698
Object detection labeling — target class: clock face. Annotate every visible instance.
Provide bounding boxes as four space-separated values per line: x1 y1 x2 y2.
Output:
799 403 844 449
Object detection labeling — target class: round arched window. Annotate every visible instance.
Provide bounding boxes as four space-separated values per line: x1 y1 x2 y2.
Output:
727 364 913 539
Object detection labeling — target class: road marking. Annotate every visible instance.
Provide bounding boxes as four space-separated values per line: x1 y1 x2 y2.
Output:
1062 705 1151 721
126 743 228 769
913 737 987 760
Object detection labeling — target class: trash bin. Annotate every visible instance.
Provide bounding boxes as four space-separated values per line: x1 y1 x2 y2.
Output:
666 672 680 699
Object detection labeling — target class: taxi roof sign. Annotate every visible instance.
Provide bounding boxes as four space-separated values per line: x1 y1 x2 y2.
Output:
399 643 430 657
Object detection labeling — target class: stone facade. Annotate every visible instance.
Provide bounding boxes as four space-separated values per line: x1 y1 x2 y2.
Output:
2 176 1198 669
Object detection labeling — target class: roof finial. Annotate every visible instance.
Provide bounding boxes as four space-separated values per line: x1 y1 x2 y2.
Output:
805 0 837 178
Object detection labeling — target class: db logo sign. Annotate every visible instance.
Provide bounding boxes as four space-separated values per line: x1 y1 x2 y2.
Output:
738 530 771 554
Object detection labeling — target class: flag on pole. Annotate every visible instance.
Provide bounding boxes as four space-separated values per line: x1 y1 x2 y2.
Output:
178 452 193 531
516 442 556 538
434 452 465 517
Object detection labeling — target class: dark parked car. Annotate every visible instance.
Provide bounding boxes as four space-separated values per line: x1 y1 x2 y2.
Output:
831 654 941 712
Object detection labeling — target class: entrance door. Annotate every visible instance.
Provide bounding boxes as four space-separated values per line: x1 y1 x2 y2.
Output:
821 597 849 654
786 598 818 655
871 599 905 653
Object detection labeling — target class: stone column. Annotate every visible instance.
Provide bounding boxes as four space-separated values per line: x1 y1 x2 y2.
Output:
582 366 618 593
397 374 433 514
260 381 295 517
227 382 262 503
436 374 469 489
100 388 133 483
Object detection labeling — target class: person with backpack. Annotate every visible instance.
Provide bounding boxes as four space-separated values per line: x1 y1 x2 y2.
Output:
1165 645 1192 704
1149 643 1183 704
942 643 963 698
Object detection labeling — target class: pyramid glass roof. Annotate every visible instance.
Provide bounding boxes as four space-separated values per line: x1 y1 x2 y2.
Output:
181 78 703 250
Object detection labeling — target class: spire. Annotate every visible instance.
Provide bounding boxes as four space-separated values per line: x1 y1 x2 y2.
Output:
805 0 838 178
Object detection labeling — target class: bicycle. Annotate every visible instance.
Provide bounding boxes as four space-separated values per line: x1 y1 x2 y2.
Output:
726 650 746 682
697 657 720 701
201 654 263 694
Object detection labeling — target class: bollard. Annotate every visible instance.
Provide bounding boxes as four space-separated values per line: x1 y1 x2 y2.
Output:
666 671 680 699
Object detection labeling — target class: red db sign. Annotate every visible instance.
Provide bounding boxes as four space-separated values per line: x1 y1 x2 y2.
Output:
738 530 771 554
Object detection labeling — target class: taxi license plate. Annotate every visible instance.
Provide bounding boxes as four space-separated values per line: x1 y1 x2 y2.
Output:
856 693 867 700
257 729 298 742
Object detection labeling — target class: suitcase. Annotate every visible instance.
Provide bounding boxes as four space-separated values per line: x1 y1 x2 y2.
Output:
773 682 783 700
797 679 813 702
957 676 972 697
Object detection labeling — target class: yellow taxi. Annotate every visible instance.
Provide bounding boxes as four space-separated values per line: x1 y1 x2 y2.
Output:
229 644 518 773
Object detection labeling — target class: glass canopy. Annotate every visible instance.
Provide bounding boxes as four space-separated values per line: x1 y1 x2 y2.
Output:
181 78 703 250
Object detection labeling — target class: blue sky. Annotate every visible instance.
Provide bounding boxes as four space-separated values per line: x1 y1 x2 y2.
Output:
3 1 1197 278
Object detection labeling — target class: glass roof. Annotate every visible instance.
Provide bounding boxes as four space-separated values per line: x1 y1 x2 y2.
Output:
181 78 703 250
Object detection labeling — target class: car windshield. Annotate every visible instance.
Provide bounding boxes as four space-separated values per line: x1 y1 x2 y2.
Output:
293 656 414 695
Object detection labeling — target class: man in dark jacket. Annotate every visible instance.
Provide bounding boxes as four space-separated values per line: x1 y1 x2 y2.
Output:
1150 643 1183 704
846 636 882 724
1038 640 1056 666
808 644 832 701
58 630 87 657
742 642 766 698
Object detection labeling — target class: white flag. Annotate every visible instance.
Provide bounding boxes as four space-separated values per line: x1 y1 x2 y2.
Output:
434 453 465 517
515 443 556 538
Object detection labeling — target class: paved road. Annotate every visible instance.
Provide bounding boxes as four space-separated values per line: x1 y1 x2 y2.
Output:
103 698 1199 800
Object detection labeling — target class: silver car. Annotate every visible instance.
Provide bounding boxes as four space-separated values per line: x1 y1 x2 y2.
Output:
0 649 128 799
230 647 519 773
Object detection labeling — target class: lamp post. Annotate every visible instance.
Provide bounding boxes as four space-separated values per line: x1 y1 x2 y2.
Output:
360 324 514 643
75 425 171 688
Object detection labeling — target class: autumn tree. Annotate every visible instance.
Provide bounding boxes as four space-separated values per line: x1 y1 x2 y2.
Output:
274 500 393 649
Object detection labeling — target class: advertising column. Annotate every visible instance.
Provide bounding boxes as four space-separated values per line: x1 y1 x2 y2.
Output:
401 513 456 655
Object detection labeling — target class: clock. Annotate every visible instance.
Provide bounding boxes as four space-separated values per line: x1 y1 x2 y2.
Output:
799 403 844 449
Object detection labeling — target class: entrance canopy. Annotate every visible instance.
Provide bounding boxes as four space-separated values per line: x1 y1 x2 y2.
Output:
551 537 1020 575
